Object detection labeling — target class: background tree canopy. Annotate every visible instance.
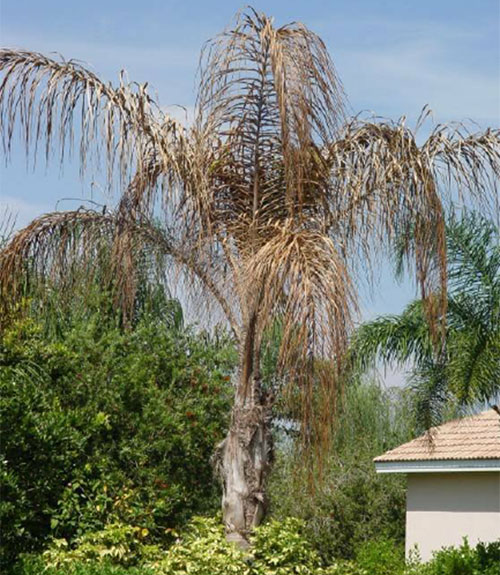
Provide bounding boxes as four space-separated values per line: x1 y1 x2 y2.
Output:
351 211 500 428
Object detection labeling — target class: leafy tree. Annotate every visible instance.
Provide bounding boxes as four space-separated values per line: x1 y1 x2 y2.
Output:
0 307 235 569
1 8 499 545
352 212 500 427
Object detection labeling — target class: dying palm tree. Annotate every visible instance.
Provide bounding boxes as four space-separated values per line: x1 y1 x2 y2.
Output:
1 9 499 546
352 211 500 428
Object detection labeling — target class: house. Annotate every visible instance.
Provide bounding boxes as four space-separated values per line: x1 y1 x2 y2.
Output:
374 408 500 561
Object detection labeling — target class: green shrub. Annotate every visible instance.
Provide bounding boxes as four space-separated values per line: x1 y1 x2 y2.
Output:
355 539 405 575
42 523 162 569
251 517 323 574
474 541 500 573
147 516 249 575
14 517 330 575
12 519 500 575
420 539 500 575
1 311 236 570
14 553 156 575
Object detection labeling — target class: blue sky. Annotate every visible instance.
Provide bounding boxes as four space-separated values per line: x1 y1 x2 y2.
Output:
1 1 499 381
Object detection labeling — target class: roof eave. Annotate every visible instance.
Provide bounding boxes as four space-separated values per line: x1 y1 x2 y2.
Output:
375 458 500 474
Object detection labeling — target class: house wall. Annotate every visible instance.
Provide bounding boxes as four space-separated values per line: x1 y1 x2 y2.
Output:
406 471 500 561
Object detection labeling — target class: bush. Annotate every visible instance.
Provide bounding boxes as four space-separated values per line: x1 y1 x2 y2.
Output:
149 516 249 575
12 517 500 575
0 310 236 570
41 523 163 569
321 539 500 575
150 516 325 575
419 539 500 575
251 517 323 574
13 517 338 575
355 539 405 575
14 553 156 575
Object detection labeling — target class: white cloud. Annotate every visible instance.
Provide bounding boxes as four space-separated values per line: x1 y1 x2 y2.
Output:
331 19 499 124
1 29 200 107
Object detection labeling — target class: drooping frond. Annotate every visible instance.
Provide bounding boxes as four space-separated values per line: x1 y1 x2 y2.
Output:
129 219 241 339
246 222 356 446
327 116 499 348
330 116 499 254
423 123 500 213
192 8 346 244
328 115 452 340
0 210 117 322
0 207 240 337
0 49 186 186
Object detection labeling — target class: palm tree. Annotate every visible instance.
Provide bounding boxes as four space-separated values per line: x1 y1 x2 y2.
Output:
352 212 500 428
1 9 499 546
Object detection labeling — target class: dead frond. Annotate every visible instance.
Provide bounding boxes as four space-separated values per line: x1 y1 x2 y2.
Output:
244 221 356 449
191 7 346 247
327 115 499 346
0 49 186 187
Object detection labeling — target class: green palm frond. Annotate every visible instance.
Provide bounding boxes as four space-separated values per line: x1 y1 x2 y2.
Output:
353 211 500 426
351 300 433 371
446 211 500 301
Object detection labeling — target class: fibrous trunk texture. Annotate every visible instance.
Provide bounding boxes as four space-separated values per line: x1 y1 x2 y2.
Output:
216 392 273 548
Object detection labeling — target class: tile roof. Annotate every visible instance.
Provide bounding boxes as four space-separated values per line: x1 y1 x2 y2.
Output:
374 408 500 462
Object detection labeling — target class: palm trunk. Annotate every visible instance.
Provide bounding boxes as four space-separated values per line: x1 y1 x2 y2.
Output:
214 311 273 548
218 395 273 548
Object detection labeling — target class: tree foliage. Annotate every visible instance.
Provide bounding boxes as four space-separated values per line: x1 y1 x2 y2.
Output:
0 304 235 570
352 211 500 427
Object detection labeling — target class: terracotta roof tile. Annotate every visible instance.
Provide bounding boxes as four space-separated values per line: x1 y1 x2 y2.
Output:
374 408 500 462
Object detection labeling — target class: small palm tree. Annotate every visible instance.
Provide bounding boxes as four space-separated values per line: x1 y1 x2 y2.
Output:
1 9 499 545
352 212 500 427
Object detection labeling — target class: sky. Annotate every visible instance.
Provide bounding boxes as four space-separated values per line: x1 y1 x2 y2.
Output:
1 0 499 383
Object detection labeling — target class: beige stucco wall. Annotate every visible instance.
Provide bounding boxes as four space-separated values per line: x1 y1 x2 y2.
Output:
406 472 500 561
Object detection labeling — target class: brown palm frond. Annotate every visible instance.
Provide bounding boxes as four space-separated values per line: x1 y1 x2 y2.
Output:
328 115 499 342
133 221 241 339
0 49 186 186
329 116 499 246
424 123 500 212
0 207 240 337
328 118 441 341
192 8 346 245
0 209 116 322
245 221 356 444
